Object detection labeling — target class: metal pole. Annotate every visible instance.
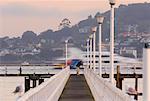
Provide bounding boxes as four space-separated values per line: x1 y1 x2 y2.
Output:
87 39 90 68
65 40 68 67
93 31 96 71
143 43 150 101
90 38 92 69
99 24 102 76
110 4 115 84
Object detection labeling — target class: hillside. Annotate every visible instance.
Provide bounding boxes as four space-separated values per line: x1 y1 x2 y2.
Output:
0 3 150 63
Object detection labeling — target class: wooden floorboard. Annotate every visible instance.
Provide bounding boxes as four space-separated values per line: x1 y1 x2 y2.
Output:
59 75 94 101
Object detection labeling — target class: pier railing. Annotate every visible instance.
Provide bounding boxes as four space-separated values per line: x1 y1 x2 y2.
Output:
84 68 132 101
18 67 70 101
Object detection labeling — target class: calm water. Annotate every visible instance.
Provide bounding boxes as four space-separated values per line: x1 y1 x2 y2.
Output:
0 65 63 74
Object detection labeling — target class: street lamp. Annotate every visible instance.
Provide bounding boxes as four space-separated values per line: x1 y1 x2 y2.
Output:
109 0 116 84
92 27 97 71
109 0 116 5
89 34 93 69
96 15 104 76
86 39 90 69
65 40 68 68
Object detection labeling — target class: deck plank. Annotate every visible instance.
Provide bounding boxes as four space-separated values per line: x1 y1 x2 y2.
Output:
59 75 94 101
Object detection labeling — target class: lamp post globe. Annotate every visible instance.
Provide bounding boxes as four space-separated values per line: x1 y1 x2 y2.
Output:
89 34 93 39
109 0 116 5
92 27 97 33
65 40 68 44
96 15 104 25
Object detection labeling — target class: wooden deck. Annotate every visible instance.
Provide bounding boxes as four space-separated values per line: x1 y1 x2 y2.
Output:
59 75 94 101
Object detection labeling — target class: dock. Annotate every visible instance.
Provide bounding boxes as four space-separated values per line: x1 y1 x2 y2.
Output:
59 75 94 101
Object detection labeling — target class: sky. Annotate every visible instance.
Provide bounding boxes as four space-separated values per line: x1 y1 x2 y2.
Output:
0 0 150 38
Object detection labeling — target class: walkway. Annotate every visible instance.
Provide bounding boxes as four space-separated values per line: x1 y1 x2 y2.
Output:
59 74 94 101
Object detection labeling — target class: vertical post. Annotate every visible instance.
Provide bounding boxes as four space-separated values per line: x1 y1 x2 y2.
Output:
33 80 36 88
65 40 68 67
87 39 90 68
99 24 102 76
96 14 104 75
93 31 96 71
116 65 123 90
5 67 7 75
19 67 22 75
110 4 115 84
25 77 30 92
39 79 44 85
134 75 138 100
90 37 93 69
143 43 150 101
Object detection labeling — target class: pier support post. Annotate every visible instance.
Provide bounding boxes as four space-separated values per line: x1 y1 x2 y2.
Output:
143 43 150 101
33 80 36 88
134 75 138 100
39 79 44 85
116 65 123 90
25 77 30 92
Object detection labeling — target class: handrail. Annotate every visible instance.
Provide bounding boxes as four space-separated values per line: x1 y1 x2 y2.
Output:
84 68 132 101
18 67 70 101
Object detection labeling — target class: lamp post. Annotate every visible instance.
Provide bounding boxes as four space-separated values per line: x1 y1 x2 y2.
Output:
109 0 115 84
86 39 90 68
96 14 104 76
92 27 97 71
89 35 93 69
143 43 150 101
65 40 68 68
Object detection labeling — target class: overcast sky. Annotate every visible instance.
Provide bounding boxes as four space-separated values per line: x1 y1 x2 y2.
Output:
0 0 150 37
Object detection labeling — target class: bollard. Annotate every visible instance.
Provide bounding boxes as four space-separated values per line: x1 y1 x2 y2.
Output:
143 43 150 101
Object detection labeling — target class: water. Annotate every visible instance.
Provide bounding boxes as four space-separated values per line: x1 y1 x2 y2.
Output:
0 65 62 74
0 66 143 101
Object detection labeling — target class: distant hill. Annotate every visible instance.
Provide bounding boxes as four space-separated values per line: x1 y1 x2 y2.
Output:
0 3 150 63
